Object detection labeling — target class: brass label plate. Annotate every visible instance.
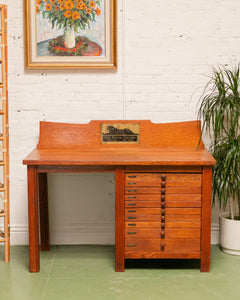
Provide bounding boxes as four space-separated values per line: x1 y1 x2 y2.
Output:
101 123 140 144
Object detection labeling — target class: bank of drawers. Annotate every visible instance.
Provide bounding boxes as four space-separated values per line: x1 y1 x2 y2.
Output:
124 173 202 257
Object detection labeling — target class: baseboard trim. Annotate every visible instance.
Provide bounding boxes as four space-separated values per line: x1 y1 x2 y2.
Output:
9 224 115 245
8 224 220 245
211 224 219 244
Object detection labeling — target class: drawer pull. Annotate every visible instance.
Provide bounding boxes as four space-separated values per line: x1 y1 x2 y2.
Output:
127 244 137 247
128 216 136 219
128 182 136 185
128 224 136 226
161 231 165 238
161 175 166 181
128 203 136 206
128 210 136 213
161 243 165 251
128 196 136 199
161 202 165 208
161 215 165 221
128 189 136 193
127 232 136 235
161 189 166 195
161 182 166 188
161 222 165 229
128 175 136 178
162 209 165 216
161 195 165 201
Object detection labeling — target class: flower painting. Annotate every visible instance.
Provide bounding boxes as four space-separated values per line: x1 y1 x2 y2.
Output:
36 0 104 56
25 0 117 69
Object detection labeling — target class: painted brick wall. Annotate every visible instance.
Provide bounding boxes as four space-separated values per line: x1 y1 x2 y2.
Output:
2 0 240 245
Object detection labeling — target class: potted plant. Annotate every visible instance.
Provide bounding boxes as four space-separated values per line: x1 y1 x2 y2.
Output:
198 65 240 255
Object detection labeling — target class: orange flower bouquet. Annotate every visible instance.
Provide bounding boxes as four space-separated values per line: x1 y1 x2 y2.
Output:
36 0 102 50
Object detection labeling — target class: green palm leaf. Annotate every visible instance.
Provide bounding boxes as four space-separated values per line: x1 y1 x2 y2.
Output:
198 65 240 220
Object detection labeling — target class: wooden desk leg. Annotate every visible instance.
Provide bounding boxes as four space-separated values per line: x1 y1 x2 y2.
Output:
115 167 125 272
39 173 50 251
27 166 40 272
201 166 212 272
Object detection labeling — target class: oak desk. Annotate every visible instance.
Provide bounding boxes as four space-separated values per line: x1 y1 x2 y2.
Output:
23 120 216 273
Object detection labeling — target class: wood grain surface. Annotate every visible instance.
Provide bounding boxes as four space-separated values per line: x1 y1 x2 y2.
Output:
23 120 216 273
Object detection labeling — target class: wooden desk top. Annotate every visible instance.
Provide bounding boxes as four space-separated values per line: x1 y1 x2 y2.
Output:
23 120 216 166
23 148 215 166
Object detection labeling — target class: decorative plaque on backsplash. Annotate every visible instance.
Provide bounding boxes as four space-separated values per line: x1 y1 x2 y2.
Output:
101 123 140 144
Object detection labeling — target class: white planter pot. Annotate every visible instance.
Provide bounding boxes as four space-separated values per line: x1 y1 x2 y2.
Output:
219 212 240 255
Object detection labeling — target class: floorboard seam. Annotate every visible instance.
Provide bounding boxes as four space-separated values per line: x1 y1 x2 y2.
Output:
41 253 56 300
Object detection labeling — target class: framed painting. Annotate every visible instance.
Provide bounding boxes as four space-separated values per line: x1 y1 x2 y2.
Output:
24 0 117 69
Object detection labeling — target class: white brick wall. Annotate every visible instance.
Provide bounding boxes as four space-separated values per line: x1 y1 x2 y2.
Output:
2 0 239 245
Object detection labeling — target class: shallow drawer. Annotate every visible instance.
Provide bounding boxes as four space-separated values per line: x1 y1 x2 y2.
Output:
166 208 201 215
125 187 201 195
125 221 161 228
166 208 201 222
125 194 201 201
125 207 200 215
125 208 161 215
125 201 161 208
166 214 200 222
163 238 201 252
125 213 161 222
165 228 201 239
125 194 201 208
125 228 200 239
125 238 200 253
125 200 201 208
125 214 200 223
125 238 160 252
126 220 201 229
166 221 201 229
125 173 202 187
125 228 162 238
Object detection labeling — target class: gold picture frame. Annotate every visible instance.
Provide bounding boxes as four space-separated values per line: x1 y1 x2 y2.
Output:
24 0 117 69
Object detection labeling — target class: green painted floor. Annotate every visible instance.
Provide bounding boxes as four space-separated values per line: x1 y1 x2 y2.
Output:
0 245 240 300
